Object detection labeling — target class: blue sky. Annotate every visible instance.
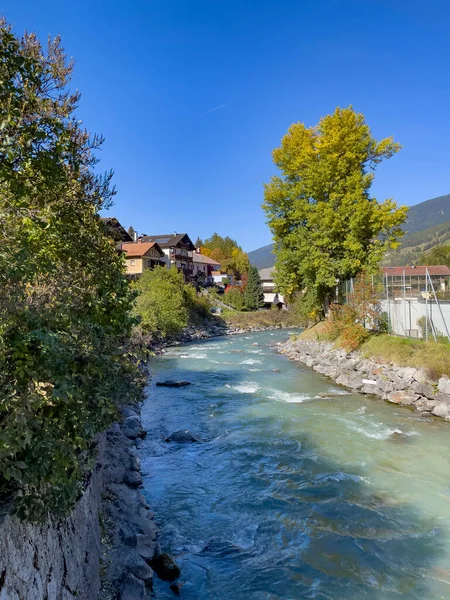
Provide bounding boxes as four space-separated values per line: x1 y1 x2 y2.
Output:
3 0 450 251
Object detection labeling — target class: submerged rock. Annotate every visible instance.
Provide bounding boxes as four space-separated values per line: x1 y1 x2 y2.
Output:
149 553 181 581
156 380 192 387
388 431 410 443
165 430 204 443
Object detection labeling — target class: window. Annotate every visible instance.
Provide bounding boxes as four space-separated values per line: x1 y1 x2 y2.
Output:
130 259 136 266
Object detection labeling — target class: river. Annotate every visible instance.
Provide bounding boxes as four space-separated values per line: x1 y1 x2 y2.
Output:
140 330 450 599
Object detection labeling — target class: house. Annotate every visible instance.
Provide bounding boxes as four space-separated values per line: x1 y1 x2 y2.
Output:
212 270 234 287
121 241 166 279
191 250 221 285
139 233 196 282
100 217 133 242
259 267 285 308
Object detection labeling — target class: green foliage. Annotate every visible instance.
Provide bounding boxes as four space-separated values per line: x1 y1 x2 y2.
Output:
243 266 265 310
263 106 407 314
133 266 211 337
0 21 143 521
224 287 246 311
133 267 190 337
201 233 250 277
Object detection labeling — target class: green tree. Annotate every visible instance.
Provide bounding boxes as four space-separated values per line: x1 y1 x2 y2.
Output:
195 236 203 248
244 266 265 310
128 225 136 239
0 20 141 520
263 106 407 315
418 244 450 267
133 266 190 336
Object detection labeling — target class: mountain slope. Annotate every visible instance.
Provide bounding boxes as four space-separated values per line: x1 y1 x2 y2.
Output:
248 243 275 269
402 194 450 234
249 194 450 269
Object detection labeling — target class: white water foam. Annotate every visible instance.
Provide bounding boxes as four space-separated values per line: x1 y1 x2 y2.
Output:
232 382 260 394
268 389 311 403
336 415 419 440
239 358 262 365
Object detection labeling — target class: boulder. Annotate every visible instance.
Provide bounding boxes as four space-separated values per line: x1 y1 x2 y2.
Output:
124 471 143 488
123 551 154 588
156 381 192 387
362 383 382 395
432 402 450 419
396 366 417 380
165 430 204 443
149 553 181 582
386 391 420 405
119 573 147 600
335 373 350 387
411 382 435 398
347 376 365 391
413 368 429 384
438 377 450 395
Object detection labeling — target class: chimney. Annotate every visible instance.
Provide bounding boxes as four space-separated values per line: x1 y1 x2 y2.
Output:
133 231 138 242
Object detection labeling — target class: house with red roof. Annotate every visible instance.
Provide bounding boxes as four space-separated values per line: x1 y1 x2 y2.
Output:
121 241 166 279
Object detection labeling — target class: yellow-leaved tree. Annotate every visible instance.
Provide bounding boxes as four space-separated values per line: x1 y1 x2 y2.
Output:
263 106 407 316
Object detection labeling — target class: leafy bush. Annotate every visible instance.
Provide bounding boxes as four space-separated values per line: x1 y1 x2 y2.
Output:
133 267 213 337
0 22 143 521
224 287 246 311
133 267 190 337
339 323 370 351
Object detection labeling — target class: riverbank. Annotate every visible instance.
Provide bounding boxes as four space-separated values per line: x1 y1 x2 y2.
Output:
147 318 296 353
280 336 450 421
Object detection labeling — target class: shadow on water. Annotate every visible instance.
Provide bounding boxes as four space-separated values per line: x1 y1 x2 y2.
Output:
139 335 449 600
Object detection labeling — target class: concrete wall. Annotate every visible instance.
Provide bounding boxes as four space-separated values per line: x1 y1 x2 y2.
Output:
381 298 450 338
0 440 104 600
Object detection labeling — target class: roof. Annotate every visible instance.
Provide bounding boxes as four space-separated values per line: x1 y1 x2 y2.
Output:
121 242 165 258
100 217 133 242
259 267 275 281
191 253 221 266
140 233 195 250
383 265 450 277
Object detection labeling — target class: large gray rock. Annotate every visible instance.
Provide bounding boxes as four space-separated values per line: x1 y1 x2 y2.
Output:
386 391 420 405
347 376 365 391
335 373 350 387
124 552 154 587
165 430 204 443
413 368 429 384
119 573 147 600
432 402 450 419
438 377 450 395
411 382 435 398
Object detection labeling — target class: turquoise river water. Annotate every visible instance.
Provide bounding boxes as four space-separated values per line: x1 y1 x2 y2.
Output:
140 330 450 600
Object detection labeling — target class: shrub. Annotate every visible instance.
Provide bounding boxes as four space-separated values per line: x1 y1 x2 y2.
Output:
339 323 370 351
133 267 190 337
224 287 246 311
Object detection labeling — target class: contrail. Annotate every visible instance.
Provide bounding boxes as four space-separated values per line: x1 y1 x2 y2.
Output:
207 102 228 113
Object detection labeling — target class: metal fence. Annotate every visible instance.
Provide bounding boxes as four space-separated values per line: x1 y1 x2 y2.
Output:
341 269 450 342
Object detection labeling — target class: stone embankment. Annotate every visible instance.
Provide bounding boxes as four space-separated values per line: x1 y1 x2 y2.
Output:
0 400 160 600
280 338 450 421
99 401 159 600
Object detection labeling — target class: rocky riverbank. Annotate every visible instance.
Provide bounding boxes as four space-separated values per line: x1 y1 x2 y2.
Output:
99 401 159 600
280 338 450 421
149 321 293 354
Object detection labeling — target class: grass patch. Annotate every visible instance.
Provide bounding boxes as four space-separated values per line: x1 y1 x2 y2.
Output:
298 321 329 341
361 334 450 380
223 308 304 330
